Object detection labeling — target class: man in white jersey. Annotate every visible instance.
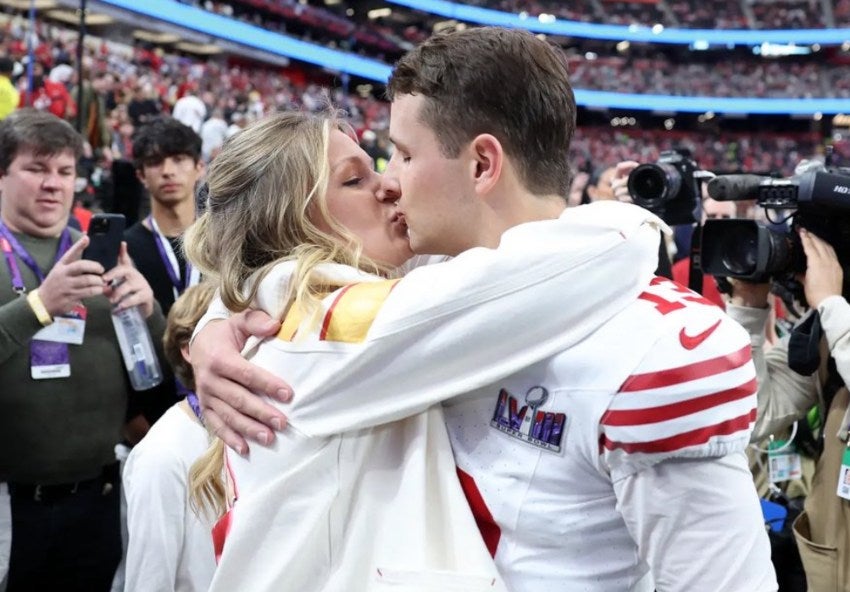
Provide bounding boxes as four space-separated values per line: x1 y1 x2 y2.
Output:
191 28 776 591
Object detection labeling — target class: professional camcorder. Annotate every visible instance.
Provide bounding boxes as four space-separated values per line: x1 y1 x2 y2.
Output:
701 164 850 300
627 149 701 225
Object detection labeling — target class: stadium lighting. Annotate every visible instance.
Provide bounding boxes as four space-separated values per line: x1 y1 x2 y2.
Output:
368 8 392 19
96 0 850 115
384 0 850 46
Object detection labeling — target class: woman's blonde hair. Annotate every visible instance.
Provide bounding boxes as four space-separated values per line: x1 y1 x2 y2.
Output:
184 109 390 320
184 110 394 520
162 282 217 390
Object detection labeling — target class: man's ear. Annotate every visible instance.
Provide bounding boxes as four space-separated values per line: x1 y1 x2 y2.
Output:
469 133 503 197
135 167 148 187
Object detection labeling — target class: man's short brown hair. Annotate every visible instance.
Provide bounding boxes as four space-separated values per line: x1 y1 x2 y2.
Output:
0 108 83 173
387 27 577 197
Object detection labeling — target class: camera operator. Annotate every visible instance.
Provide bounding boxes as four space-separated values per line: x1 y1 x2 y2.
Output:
727 228 850 592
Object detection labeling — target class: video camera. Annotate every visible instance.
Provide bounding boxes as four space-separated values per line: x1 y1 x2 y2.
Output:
627 149 701 225
701 164 850 301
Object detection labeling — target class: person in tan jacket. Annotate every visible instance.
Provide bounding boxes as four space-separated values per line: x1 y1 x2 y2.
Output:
727 228 850 592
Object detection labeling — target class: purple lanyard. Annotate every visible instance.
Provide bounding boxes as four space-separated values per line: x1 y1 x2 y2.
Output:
176 379 204 423
0 222 72 294
147 216 193 297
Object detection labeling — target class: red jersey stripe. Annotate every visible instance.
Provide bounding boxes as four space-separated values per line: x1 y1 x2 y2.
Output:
319 284 354 341
457 467 501 558
602 377 757 427
619 344 752 393
211 509 233 565
211 454 239 565
600 407 757 454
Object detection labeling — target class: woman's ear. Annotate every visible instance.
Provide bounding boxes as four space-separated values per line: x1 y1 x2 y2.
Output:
180 343 191 365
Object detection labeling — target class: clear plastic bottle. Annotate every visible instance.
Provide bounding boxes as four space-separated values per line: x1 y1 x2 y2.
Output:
111 305 163 391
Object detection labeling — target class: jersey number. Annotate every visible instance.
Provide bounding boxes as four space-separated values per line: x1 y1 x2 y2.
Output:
638 277 715 316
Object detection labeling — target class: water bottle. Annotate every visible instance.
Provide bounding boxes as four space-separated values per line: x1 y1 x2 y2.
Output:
111 305 163 391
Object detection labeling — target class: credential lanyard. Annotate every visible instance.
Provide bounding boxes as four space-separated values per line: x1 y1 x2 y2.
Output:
147 215 200 300
176 378 203 424
0 222 72 294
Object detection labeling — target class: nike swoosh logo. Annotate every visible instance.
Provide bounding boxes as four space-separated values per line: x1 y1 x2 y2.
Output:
679 319 722 350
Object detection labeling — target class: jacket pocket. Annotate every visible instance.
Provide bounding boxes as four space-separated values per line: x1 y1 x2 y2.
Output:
793 511 839 592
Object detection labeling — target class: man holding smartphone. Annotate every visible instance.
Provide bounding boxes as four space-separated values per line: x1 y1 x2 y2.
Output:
0 109 162 591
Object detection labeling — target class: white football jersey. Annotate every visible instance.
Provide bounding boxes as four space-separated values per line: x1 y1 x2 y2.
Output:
444 277 772 591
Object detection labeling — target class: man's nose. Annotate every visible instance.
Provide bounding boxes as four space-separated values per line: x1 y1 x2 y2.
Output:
161 158 176 176
41 172 63 190
377 174 401 203
378 159 401 203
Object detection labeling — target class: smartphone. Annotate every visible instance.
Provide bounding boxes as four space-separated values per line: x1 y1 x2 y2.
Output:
83 213 126 271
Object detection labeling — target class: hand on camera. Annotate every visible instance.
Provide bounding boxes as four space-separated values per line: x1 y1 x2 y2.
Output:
728 277 771 309
611 161 639 203
799 228 843 309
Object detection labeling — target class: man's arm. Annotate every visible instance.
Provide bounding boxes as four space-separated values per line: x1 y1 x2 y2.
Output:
250 203 667 438
193 202 664 448
614 453 777 592
0 236 104 365
602 305 776 590
192 312 291 454
726 280 819 441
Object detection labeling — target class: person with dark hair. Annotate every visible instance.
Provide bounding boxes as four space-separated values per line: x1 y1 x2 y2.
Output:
729 231 850 592
191 28 775 591
126 83 160 128
0 56 18 120
0 109 161 591
124 116 204 433
582 164 618 203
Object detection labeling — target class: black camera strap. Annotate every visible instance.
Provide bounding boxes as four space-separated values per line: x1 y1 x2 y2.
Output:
788 311 822 377
687 222 704 294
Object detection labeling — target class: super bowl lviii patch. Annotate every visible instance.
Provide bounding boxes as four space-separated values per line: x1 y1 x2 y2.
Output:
490 387 566 453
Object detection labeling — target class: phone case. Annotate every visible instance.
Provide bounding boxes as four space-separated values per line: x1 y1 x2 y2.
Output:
83 214 126 271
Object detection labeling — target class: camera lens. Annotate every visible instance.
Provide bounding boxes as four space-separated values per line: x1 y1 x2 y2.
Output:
722 225 759 275
628 163 682 208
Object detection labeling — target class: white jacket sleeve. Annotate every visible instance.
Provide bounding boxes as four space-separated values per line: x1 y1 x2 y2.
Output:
252 202 666 437
613 452 778 592
190 289 230 345
818 295 850 387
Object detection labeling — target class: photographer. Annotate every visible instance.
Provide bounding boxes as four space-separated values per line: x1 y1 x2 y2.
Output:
727 228 850 592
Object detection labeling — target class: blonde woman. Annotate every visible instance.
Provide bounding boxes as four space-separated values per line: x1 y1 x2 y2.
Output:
183 110 661 591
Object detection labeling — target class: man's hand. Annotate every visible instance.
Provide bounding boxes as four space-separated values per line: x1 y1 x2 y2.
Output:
191 310 292 455
103 242 156 317
800 228 843 309
728 278 771 309
611 160 639 204
38 236 106 316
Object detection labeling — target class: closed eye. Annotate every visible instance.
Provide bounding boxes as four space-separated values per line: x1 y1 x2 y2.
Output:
342 177 363 187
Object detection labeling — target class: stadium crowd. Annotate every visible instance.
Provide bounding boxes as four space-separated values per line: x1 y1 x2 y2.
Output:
179 0 848 100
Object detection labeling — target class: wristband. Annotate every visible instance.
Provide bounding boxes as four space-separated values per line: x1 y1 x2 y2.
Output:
26 289 54 326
